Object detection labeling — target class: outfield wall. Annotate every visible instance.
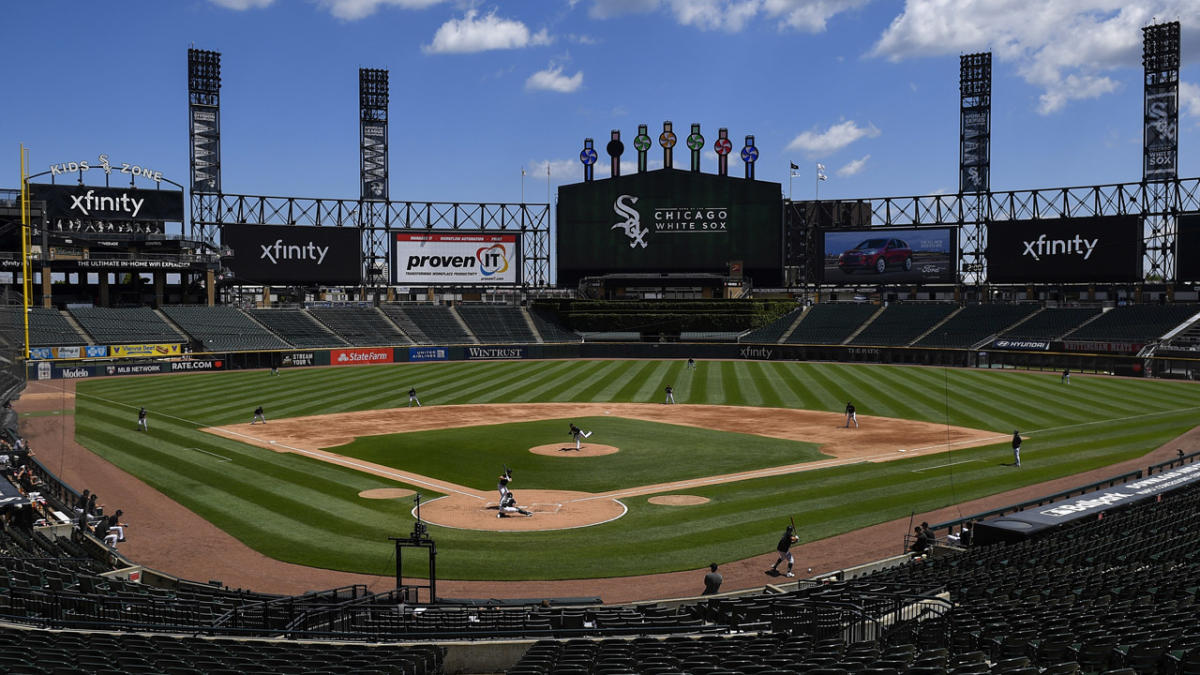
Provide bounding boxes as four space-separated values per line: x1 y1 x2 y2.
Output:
24 341 1200 381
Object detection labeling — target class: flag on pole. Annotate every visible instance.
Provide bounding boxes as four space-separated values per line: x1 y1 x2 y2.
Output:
522 167 526 176
789 162 799 170
817 162 827 181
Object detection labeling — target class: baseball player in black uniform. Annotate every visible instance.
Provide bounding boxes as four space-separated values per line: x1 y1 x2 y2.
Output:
665 384 675 404
1061 368 1070 384
497 468 513 503
1012 430 1022 467
686 358 696 370
136 407 148 432
568 422 592 450
408 387 421 407
768 524 798 577
844 402 858 428
252 405 267 425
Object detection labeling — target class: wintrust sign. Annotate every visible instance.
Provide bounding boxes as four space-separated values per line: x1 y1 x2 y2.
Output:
332 348 393 366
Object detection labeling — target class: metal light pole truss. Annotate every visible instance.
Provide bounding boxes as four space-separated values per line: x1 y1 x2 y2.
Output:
188 49 222 246
189 193 551 286
804 178 1197 284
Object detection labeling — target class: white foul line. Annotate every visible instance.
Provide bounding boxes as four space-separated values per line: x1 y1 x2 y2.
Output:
911 459 978 473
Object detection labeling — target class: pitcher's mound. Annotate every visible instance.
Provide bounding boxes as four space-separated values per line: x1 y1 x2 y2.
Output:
648 495 710 506
358 488 416 500
529 443 620 457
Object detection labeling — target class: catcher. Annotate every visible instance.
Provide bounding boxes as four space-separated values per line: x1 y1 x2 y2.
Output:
767 523 798 577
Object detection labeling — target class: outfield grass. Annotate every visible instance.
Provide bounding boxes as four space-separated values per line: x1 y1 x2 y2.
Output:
70 360 1200 580
328 416 827 493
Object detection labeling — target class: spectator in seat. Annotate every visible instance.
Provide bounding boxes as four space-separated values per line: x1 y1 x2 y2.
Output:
909 526 929 554
102 510 127 546
702 563 723 595
75 489 90 515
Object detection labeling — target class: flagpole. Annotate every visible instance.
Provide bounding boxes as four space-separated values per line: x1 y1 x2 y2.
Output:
521 167 525 203
788 164 793 201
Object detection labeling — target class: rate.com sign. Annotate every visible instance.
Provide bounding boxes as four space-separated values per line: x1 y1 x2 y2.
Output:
986 215 1141 283
331 347 393 366
392 232 520 285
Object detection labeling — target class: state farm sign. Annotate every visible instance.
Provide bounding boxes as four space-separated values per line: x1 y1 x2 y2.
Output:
331 348 393 366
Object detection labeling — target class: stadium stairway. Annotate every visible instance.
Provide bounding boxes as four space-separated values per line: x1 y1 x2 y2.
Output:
376 306 418 343
447 306 481 344
521 308 545 344
842 305 887 345
59 311 95 345
776 305 810 343
909 306 963 346
155 309 195 347
970 306 1043 349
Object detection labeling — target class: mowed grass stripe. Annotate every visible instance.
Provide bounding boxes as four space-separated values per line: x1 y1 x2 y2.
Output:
611 360 661 401
578 360 645 401
546 360 618 401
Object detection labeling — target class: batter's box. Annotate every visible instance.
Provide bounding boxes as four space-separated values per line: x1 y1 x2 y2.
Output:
530 502 563 514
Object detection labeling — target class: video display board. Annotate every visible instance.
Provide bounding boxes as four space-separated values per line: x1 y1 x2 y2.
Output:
556 169 782 286
391 232 520 285
819 227 957 284
221 224 361 285
1176 214 1200 282
986 216 1141 283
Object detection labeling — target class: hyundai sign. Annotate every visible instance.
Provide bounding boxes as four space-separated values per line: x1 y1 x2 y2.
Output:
986 216 1141 284
221 224 361 285
391 232 520 285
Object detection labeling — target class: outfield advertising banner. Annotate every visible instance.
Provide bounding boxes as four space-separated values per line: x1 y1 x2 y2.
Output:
986 216 1141 283
408 346 449 362
111 343 182 358
222 224 362 285
391 232 519 285
991 339 1050 351
168 359 225 372
819 227 956 284
280 351 327 368
465 346 525 360
556 169 783 286
331 347 393 366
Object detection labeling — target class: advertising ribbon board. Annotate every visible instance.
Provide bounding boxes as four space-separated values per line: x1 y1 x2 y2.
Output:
408 347 449 362
111 344 182 358
465 346 526 360
331 347 394 366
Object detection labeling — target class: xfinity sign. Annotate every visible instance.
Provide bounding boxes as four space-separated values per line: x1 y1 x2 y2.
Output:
393 232 520 285
221 224 361 285
986 215 1140 284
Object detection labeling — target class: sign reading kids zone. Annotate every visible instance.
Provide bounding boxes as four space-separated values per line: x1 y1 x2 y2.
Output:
392 232 519 285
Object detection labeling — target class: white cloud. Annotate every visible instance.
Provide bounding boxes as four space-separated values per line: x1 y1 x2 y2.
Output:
1180 81 1200 119
424 9 552 54
587 0 864 32
316 0 444 20
871 1 1200 114
207 0 274 9
526 64 584 93
837 154 870 177
786 120 880 157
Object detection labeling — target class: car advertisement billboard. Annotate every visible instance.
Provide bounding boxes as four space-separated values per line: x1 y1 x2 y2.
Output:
222 224 362 285
819 227 957 284
391 232 519 285
986 216 1141 283
556 168 783 286
1176 214 1200 282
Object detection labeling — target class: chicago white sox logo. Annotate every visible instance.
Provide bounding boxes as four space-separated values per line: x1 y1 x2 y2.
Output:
612 194 649 249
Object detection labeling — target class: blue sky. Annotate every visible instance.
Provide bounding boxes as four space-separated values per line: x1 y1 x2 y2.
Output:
4 0 1200 208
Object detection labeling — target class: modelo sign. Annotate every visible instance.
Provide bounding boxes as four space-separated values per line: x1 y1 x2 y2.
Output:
392 232 519 285
222 224 361 285
986 216 1141 283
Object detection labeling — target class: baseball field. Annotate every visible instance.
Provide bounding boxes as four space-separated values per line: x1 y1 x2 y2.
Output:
67 359 1200 581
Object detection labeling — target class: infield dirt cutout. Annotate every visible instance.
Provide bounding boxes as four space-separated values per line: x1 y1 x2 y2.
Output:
648 495 709 506
204 403 1002 532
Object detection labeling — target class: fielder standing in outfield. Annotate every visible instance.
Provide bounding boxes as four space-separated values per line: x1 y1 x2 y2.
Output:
665 384 676 404
844 402 858 428
408 387 421 407
568 422 592 450
767 524 798 577
136 407 148 432
252 405 267 425
687 358 696 370
1061 368 1070 384
1012 430 1023 467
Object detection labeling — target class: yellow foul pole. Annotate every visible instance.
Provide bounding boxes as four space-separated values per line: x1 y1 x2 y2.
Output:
19 145 31 360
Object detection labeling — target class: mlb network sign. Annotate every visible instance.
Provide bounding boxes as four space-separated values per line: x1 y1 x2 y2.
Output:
392 232 519 285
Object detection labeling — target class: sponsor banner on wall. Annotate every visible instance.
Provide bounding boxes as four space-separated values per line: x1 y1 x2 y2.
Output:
29 183 185 222
104 363 164 376
392 232 520 285
85 346 108 358
991 339 1050 351
169 359 224 372
408 346 449 362
29 348 52 360
820 227 957 284
465 346 525 360
54 346 81 359
331 347 393 366
222 224 362 285
280 351 327 368
986 216 1141 283
738 346 775 360
111 343 182 358
29 346 108 360
1062 340 1143 354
